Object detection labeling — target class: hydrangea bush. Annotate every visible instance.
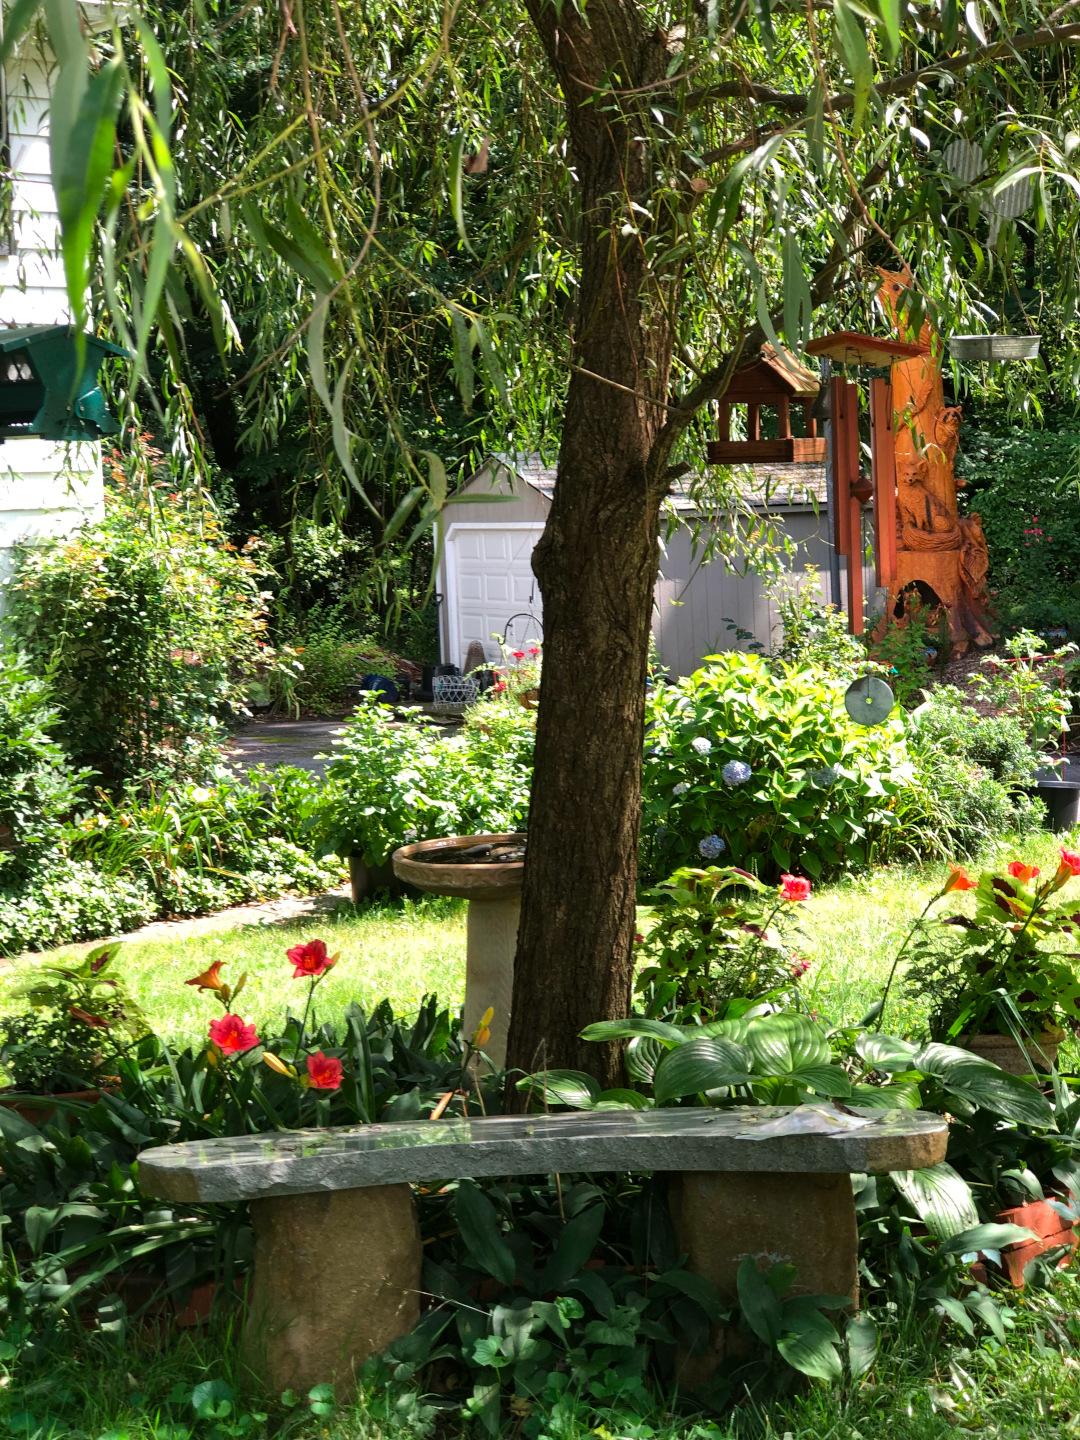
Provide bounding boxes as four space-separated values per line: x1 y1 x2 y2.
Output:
642 652 914 880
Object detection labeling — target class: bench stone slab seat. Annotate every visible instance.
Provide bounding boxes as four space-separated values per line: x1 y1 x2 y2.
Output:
138 1107 947 1395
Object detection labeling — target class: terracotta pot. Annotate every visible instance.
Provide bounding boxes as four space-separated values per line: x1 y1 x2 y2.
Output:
996 1199 1077 1287
959 1030 1061 1076
0 1089 103 1126
517 688 539 711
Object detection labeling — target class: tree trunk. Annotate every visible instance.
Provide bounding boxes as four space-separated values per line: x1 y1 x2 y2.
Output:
505 1 679 1091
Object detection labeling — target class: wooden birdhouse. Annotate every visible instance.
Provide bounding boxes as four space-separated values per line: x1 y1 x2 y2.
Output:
707 344 826 464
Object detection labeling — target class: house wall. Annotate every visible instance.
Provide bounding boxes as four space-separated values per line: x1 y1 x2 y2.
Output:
0 45 103 601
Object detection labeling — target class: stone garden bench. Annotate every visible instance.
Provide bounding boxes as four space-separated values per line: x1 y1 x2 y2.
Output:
138 1106 947 1393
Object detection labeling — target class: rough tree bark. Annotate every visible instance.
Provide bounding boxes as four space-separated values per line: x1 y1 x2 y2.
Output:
505 0 685 1089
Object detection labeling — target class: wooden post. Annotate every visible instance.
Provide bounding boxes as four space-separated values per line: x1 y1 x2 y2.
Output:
869 377 896 589
747 403 761 441
776 393 790 439
804 401 817 439
829 376 851 563
717 403 731 441
848 493 864 634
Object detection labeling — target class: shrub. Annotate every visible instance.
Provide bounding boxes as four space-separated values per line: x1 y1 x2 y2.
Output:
0 647 88 873
905 688 1043 855
5 483 268 789
634 865 809 1016
68 767 342 918
956 423 1080 636
642 653 914 880
770 572 865 671
321 698 533 864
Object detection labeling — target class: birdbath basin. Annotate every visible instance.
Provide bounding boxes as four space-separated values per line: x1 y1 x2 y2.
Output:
392 833 524 1066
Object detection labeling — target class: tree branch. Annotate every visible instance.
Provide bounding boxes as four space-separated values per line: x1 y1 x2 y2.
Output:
696 19 1080 164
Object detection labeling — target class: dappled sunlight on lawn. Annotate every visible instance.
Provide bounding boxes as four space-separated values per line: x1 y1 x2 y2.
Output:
0 897 468 1050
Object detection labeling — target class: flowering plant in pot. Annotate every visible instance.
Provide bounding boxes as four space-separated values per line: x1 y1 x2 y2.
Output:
0 943 146 1115
901 850 1080 1073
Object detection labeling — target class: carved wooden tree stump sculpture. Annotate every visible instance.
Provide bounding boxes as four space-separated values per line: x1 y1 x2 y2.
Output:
877 269 994 652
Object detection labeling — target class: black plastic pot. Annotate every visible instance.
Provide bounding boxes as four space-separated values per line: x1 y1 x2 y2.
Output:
1034 761 1080 833
348 854 421 904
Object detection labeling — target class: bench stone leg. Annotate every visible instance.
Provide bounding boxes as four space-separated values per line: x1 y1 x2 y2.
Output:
243 1184 421 1396
463 895 520 1069
668 1171 857 1382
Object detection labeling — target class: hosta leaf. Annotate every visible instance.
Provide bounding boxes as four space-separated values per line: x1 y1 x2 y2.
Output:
776 1309 843 1381
515 1070 599 1109
846 1312 878 1380
857 1033 920 1073
745 1013 831 1073
625 1036 665 1085
939 1222 1037 1256
792 1064 852 1097
653 1037 752 1105
453 1180 516 1287
581 1018 686 1046
852 1080 921 1109
890 1162 978 1239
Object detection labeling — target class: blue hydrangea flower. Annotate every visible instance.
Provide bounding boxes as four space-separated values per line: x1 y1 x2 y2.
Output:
811 766 838 788
691 736 712 756
655 824 672 846
722 760 752 787
698 834 726 860
673 782 688 797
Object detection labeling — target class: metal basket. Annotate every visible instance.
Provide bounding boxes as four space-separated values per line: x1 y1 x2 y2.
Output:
431 674 479 712
948 334 1041 362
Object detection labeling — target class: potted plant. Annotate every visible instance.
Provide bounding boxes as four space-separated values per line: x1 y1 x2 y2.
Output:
903 851 1080 1074
0 943 144 1120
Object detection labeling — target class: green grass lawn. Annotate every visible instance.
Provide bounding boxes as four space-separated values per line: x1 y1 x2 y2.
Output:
0 894 468 1050
4 824 1078 1055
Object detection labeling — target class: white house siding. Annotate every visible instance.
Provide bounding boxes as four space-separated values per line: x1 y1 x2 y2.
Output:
0 44 103 603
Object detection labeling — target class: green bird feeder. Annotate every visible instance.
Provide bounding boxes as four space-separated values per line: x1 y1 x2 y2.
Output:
0 325 128 442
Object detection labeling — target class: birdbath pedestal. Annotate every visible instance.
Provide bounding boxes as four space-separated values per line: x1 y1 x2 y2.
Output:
392 833 524 1068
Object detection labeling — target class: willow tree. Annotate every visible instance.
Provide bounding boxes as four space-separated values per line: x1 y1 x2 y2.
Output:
9 0 1080 1083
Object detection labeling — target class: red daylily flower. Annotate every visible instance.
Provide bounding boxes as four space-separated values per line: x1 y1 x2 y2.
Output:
306 1052 343 1090
779 875 811 902
944 864 977 893
1006 861 1040 883
1060 848 1080 877
185 960 226 992
511 650 526 659
286 940 338 979
209 1014 258 1054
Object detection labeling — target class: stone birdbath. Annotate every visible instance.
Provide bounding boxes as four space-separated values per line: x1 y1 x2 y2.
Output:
392 833 524 1067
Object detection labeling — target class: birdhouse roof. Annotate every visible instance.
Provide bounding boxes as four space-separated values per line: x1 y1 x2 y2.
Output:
722 344 821 401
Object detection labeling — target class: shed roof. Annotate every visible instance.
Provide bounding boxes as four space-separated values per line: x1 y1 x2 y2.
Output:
464 452 826 514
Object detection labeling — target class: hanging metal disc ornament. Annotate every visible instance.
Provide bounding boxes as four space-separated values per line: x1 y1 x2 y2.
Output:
844 674 896 726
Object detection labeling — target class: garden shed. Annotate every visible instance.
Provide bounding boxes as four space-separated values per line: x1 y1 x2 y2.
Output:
436 454 876 677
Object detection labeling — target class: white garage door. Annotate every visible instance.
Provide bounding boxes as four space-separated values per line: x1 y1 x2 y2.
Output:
446 524 544 667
